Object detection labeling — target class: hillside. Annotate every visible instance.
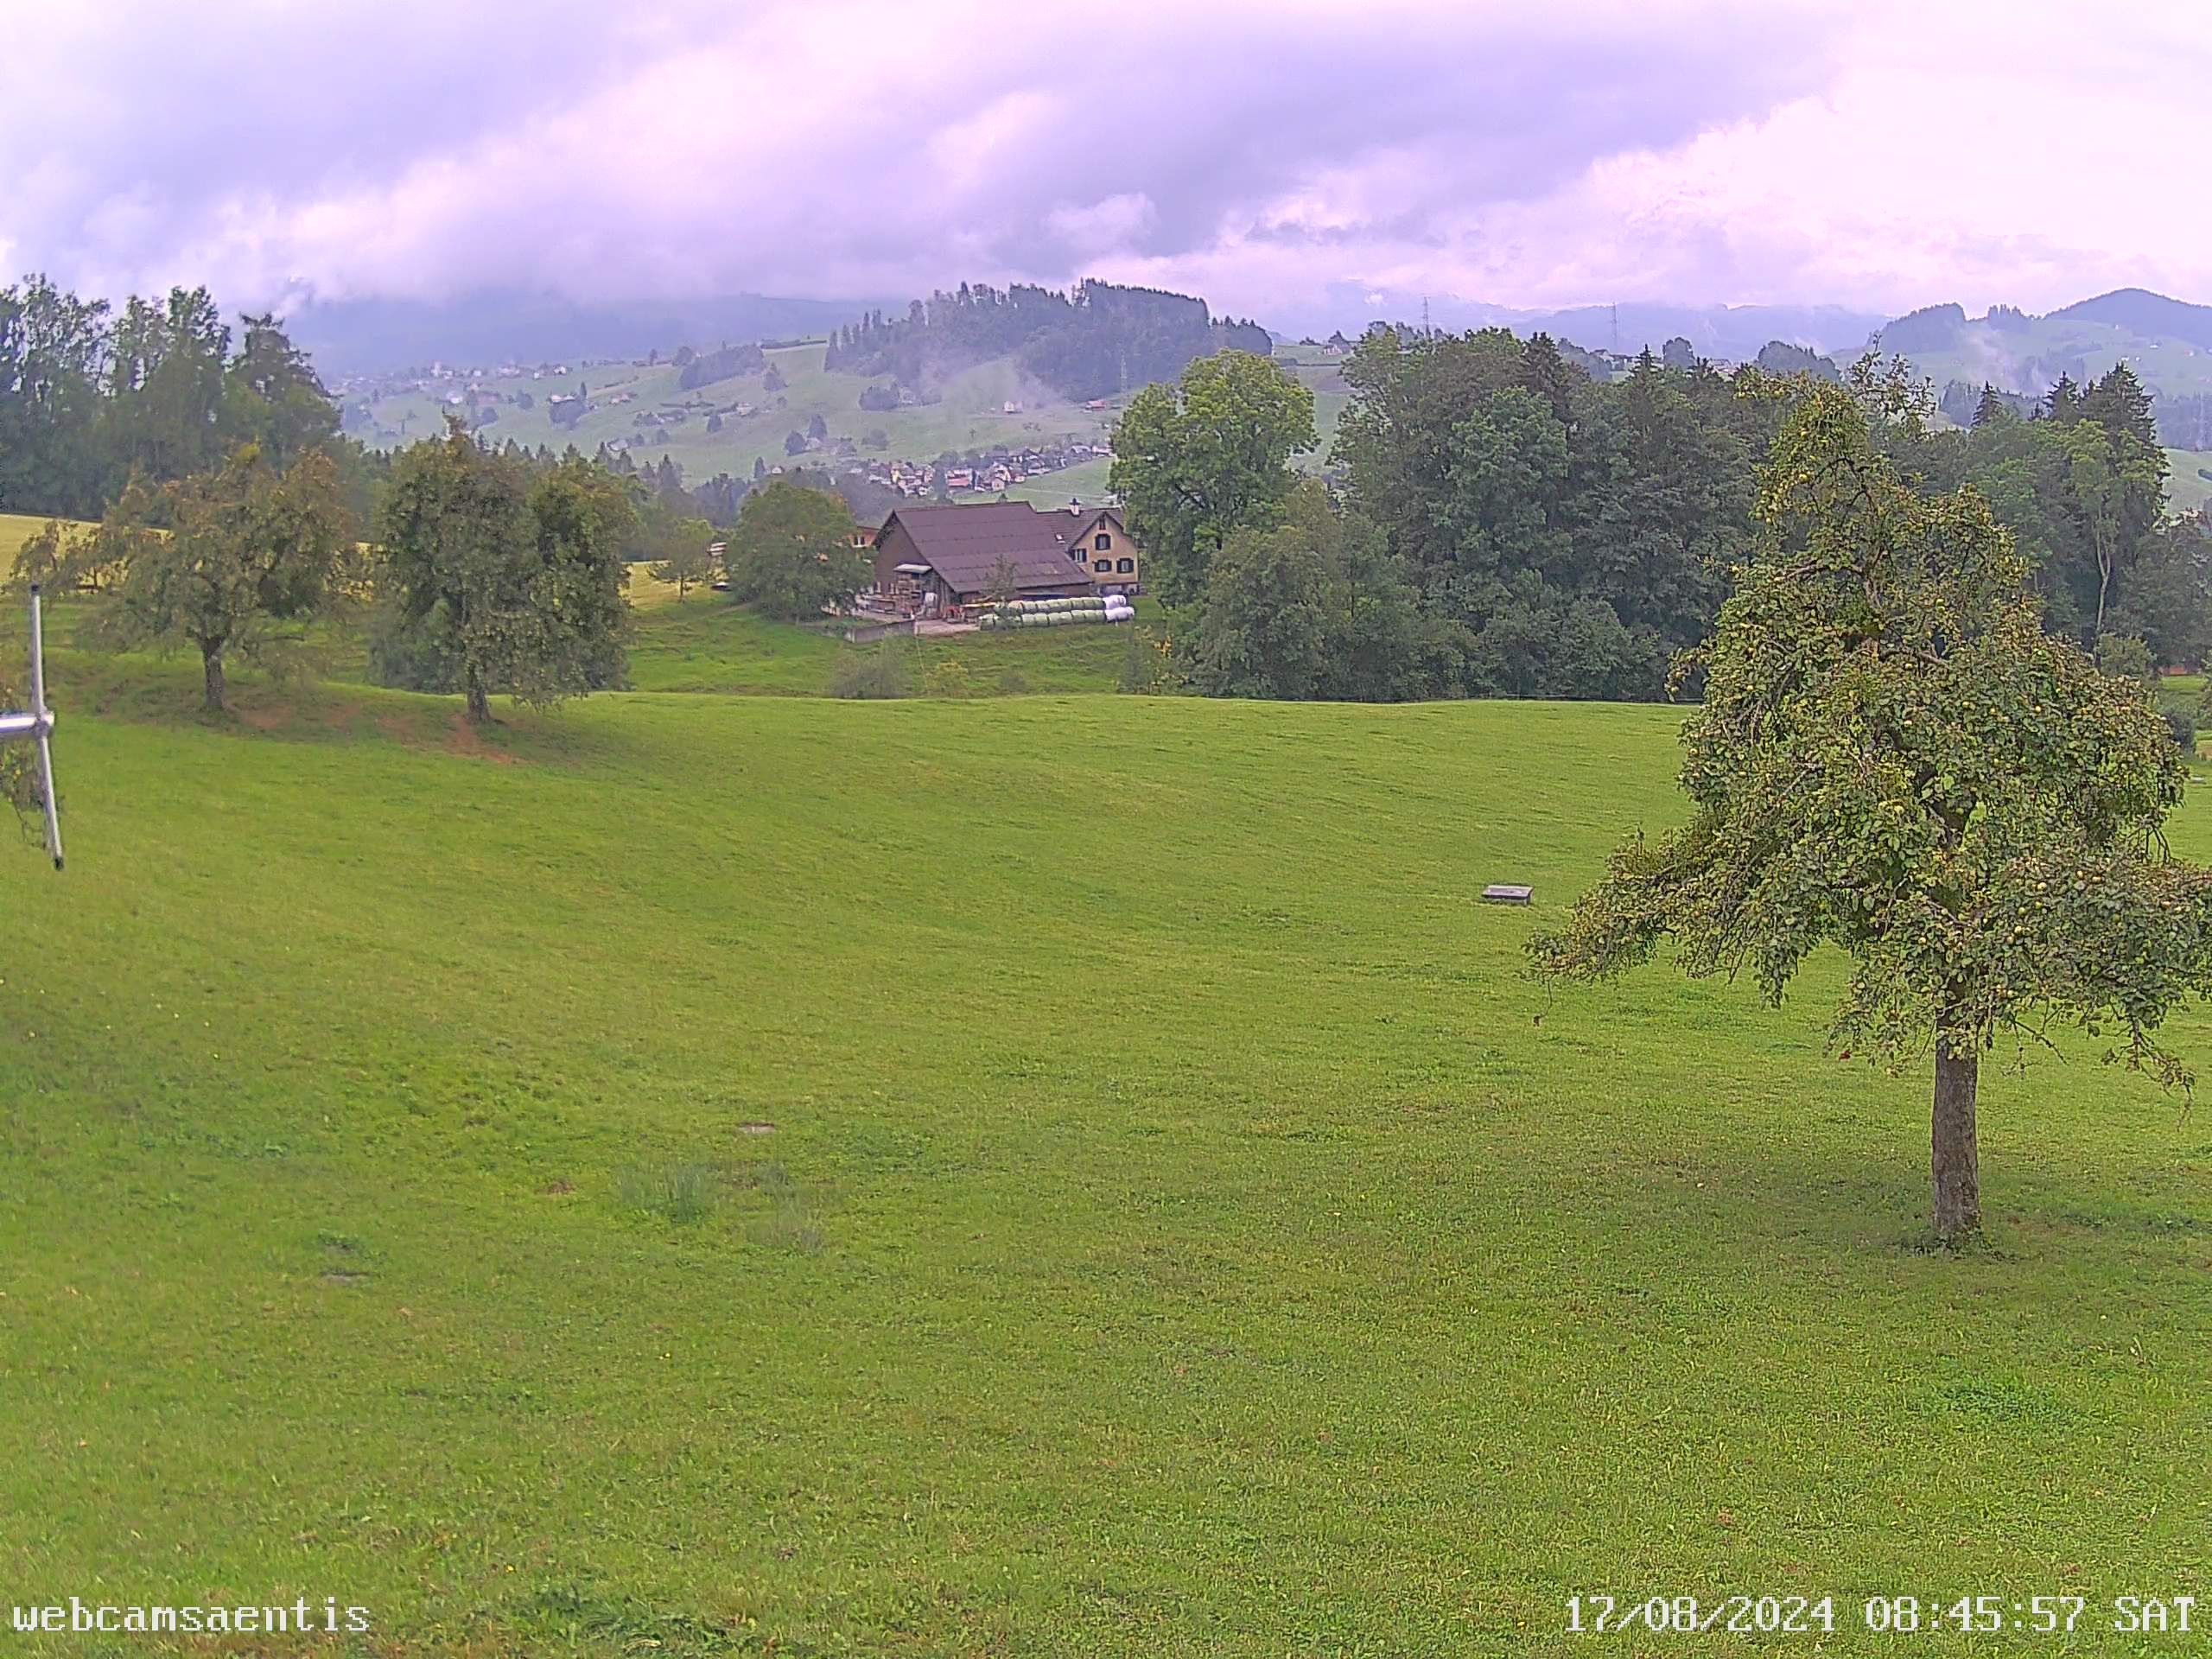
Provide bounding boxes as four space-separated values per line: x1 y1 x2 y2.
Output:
1871 291 2212 443
0 512 47 571
343 278 1285 516
2166 449 2212 513
2050 287 2212 351
350 344 1125 508
3 661 2208 1652
348 338 1338 517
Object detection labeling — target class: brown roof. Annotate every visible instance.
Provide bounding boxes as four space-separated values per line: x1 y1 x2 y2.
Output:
879 501 1100 593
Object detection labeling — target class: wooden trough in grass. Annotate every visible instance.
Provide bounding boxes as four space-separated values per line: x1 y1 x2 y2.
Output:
1480 884 1532 905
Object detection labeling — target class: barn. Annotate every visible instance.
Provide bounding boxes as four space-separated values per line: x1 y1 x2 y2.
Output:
869 502 1141 617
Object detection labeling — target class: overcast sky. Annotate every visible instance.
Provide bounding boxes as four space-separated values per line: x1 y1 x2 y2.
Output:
3 0 2204 321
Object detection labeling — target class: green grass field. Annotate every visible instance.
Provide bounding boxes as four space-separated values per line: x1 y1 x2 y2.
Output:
579 580 1156 698
2164 449 2212 513
0 511 52 570
1000 456 1114 507
2 634 2208 1652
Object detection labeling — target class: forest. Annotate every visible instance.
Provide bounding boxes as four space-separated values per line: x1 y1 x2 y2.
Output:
1115 329 2209 709
0 277 368 524
821 279 1272 403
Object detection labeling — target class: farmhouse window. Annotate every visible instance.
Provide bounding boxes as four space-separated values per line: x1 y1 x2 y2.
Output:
1093 559 1111 572
1094 532 1111 550
1116 557 1134 573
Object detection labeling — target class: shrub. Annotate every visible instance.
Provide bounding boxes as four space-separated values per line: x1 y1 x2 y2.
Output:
365 592 466 692
829 643 912 699
1117 625 1179 695
922 658 973 698
998 671 1031 696
2164 705 2196 754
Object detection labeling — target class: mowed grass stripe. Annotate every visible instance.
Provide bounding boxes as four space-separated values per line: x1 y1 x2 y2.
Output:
0 685 2205 1654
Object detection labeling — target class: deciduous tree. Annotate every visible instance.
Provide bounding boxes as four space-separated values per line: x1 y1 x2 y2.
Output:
639 504 715 601
1530 382 2212 1243
39 445 351 712
375 420 634 721
1109 349 1316 604
726 479 867 620
1187 480 1442 702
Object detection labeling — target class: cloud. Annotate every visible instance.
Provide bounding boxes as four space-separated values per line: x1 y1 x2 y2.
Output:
1045 194 1160 260
7 0 2205 322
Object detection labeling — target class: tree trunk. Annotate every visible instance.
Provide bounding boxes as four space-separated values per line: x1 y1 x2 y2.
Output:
201 646 227 713
1932 1037 1981 1242
464 668 491 724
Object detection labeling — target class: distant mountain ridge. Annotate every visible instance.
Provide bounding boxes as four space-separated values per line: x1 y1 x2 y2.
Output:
1262 284 1889 360
1856 288 2212 445
2047 288 2212 350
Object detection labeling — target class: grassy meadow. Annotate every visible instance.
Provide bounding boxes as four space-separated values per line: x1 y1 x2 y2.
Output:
0 604 2208 1653
999 457 1114 507
623 588 1152 697
2164 449 2212 513
1 511 52 573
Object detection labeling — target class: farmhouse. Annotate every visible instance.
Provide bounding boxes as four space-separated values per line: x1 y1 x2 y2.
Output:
869 502 1141 614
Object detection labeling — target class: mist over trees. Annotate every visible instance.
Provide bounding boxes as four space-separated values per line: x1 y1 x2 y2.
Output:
822 279 1272 403
677 341 766 391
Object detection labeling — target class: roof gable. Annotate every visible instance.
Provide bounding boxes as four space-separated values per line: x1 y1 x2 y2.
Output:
1065 505 1127 543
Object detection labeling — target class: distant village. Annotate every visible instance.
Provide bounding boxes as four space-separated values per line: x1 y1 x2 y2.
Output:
334 354 1117 504
867 442 1111 499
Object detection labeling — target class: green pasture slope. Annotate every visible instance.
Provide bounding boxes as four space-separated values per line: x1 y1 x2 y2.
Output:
1 652 2209 1654
360 336 1346 511
362 346 1122 495
2164 449 2212 514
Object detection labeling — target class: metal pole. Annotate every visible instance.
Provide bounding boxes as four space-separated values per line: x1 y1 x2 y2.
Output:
26 585 61 869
